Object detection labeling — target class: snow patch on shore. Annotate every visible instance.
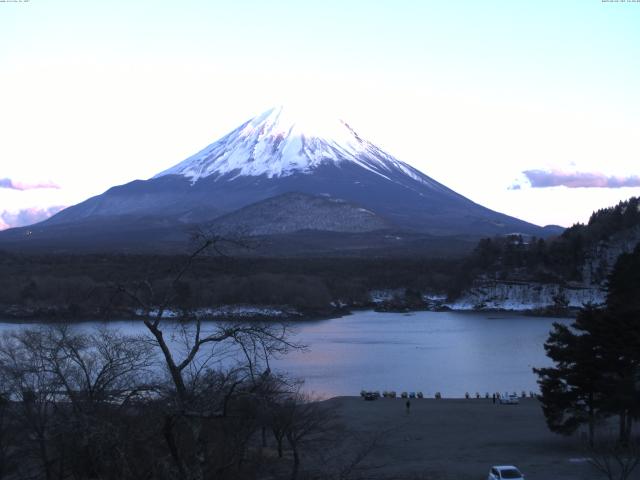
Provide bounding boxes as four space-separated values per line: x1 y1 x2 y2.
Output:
136 305 301 319
448 281 606 311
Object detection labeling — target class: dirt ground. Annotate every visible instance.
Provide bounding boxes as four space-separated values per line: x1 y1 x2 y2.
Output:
324 396 604 480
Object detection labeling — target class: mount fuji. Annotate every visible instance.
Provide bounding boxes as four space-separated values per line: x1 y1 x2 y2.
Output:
0 106 561 253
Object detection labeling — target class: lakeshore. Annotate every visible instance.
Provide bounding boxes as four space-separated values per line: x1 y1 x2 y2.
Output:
321 396 600 479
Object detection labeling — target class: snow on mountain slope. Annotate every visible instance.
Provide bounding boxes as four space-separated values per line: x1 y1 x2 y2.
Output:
154 105 443 190
208 192 390 236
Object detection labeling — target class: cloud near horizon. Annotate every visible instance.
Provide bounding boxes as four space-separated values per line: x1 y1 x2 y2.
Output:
0 177 60 191
520 169 640 189
0 206 66 230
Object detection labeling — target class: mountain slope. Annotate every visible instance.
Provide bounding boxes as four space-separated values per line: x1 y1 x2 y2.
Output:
0 106 559 253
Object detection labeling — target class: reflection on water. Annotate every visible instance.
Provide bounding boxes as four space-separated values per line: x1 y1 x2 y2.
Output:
0 310 570 398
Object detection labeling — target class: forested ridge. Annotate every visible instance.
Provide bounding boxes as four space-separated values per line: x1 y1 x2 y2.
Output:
451 197 640 294
0 197 639 319
0 253 459 319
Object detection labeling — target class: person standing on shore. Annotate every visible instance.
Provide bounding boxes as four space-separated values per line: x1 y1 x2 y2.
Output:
492 393 496 404
406 399 411 415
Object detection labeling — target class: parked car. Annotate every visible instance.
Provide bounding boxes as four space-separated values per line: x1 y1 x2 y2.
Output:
487 465 525 479
499 393 520 405
362 391 380 401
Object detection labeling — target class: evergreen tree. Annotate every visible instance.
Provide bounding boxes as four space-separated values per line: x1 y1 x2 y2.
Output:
535 243 640 445
607 244 640 318
534 305 607 446
602 244 640 444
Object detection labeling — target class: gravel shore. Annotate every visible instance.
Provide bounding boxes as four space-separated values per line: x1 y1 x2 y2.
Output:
324 396 601 479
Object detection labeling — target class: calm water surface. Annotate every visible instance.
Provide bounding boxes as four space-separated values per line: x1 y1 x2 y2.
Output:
0 310 570 397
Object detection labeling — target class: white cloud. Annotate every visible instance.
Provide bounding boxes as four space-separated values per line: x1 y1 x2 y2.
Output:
522 169 640 189
0 206 65 231
0 177 60 191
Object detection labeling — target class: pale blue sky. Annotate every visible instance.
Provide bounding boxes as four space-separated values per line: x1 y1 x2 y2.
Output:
1 0 640 228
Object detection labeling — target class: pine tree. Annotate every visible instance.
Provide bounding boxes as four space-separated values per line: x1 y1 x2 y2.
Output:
602 244 640 444
535 243 640 445
534 306 607 446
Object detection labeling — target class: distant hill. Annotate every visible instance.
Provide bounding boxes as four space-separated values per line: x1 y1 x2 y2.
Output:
208 192 390 236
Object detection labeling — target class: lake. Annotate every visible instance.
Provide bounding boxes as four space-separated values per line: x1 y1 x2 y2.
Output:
0 310 570 398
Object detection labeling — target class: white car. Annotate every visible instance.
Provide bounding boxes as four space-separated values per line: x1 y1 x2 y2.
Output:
488 465 525 479
498 394 520 405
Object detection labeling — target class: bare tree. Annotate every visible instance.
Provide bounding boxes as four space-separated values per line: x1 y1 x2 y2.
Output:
41 326 156 479
588 439 640 480
35 325 156 409
113 233 302 480
263 389 387 480
0 390 13 480
0 326 159 480
265 391 342 480
0 330 62 480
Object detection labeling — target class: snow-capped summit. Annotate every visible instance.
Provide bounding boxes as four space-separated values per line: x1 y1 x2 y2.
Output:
154 105 428 185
